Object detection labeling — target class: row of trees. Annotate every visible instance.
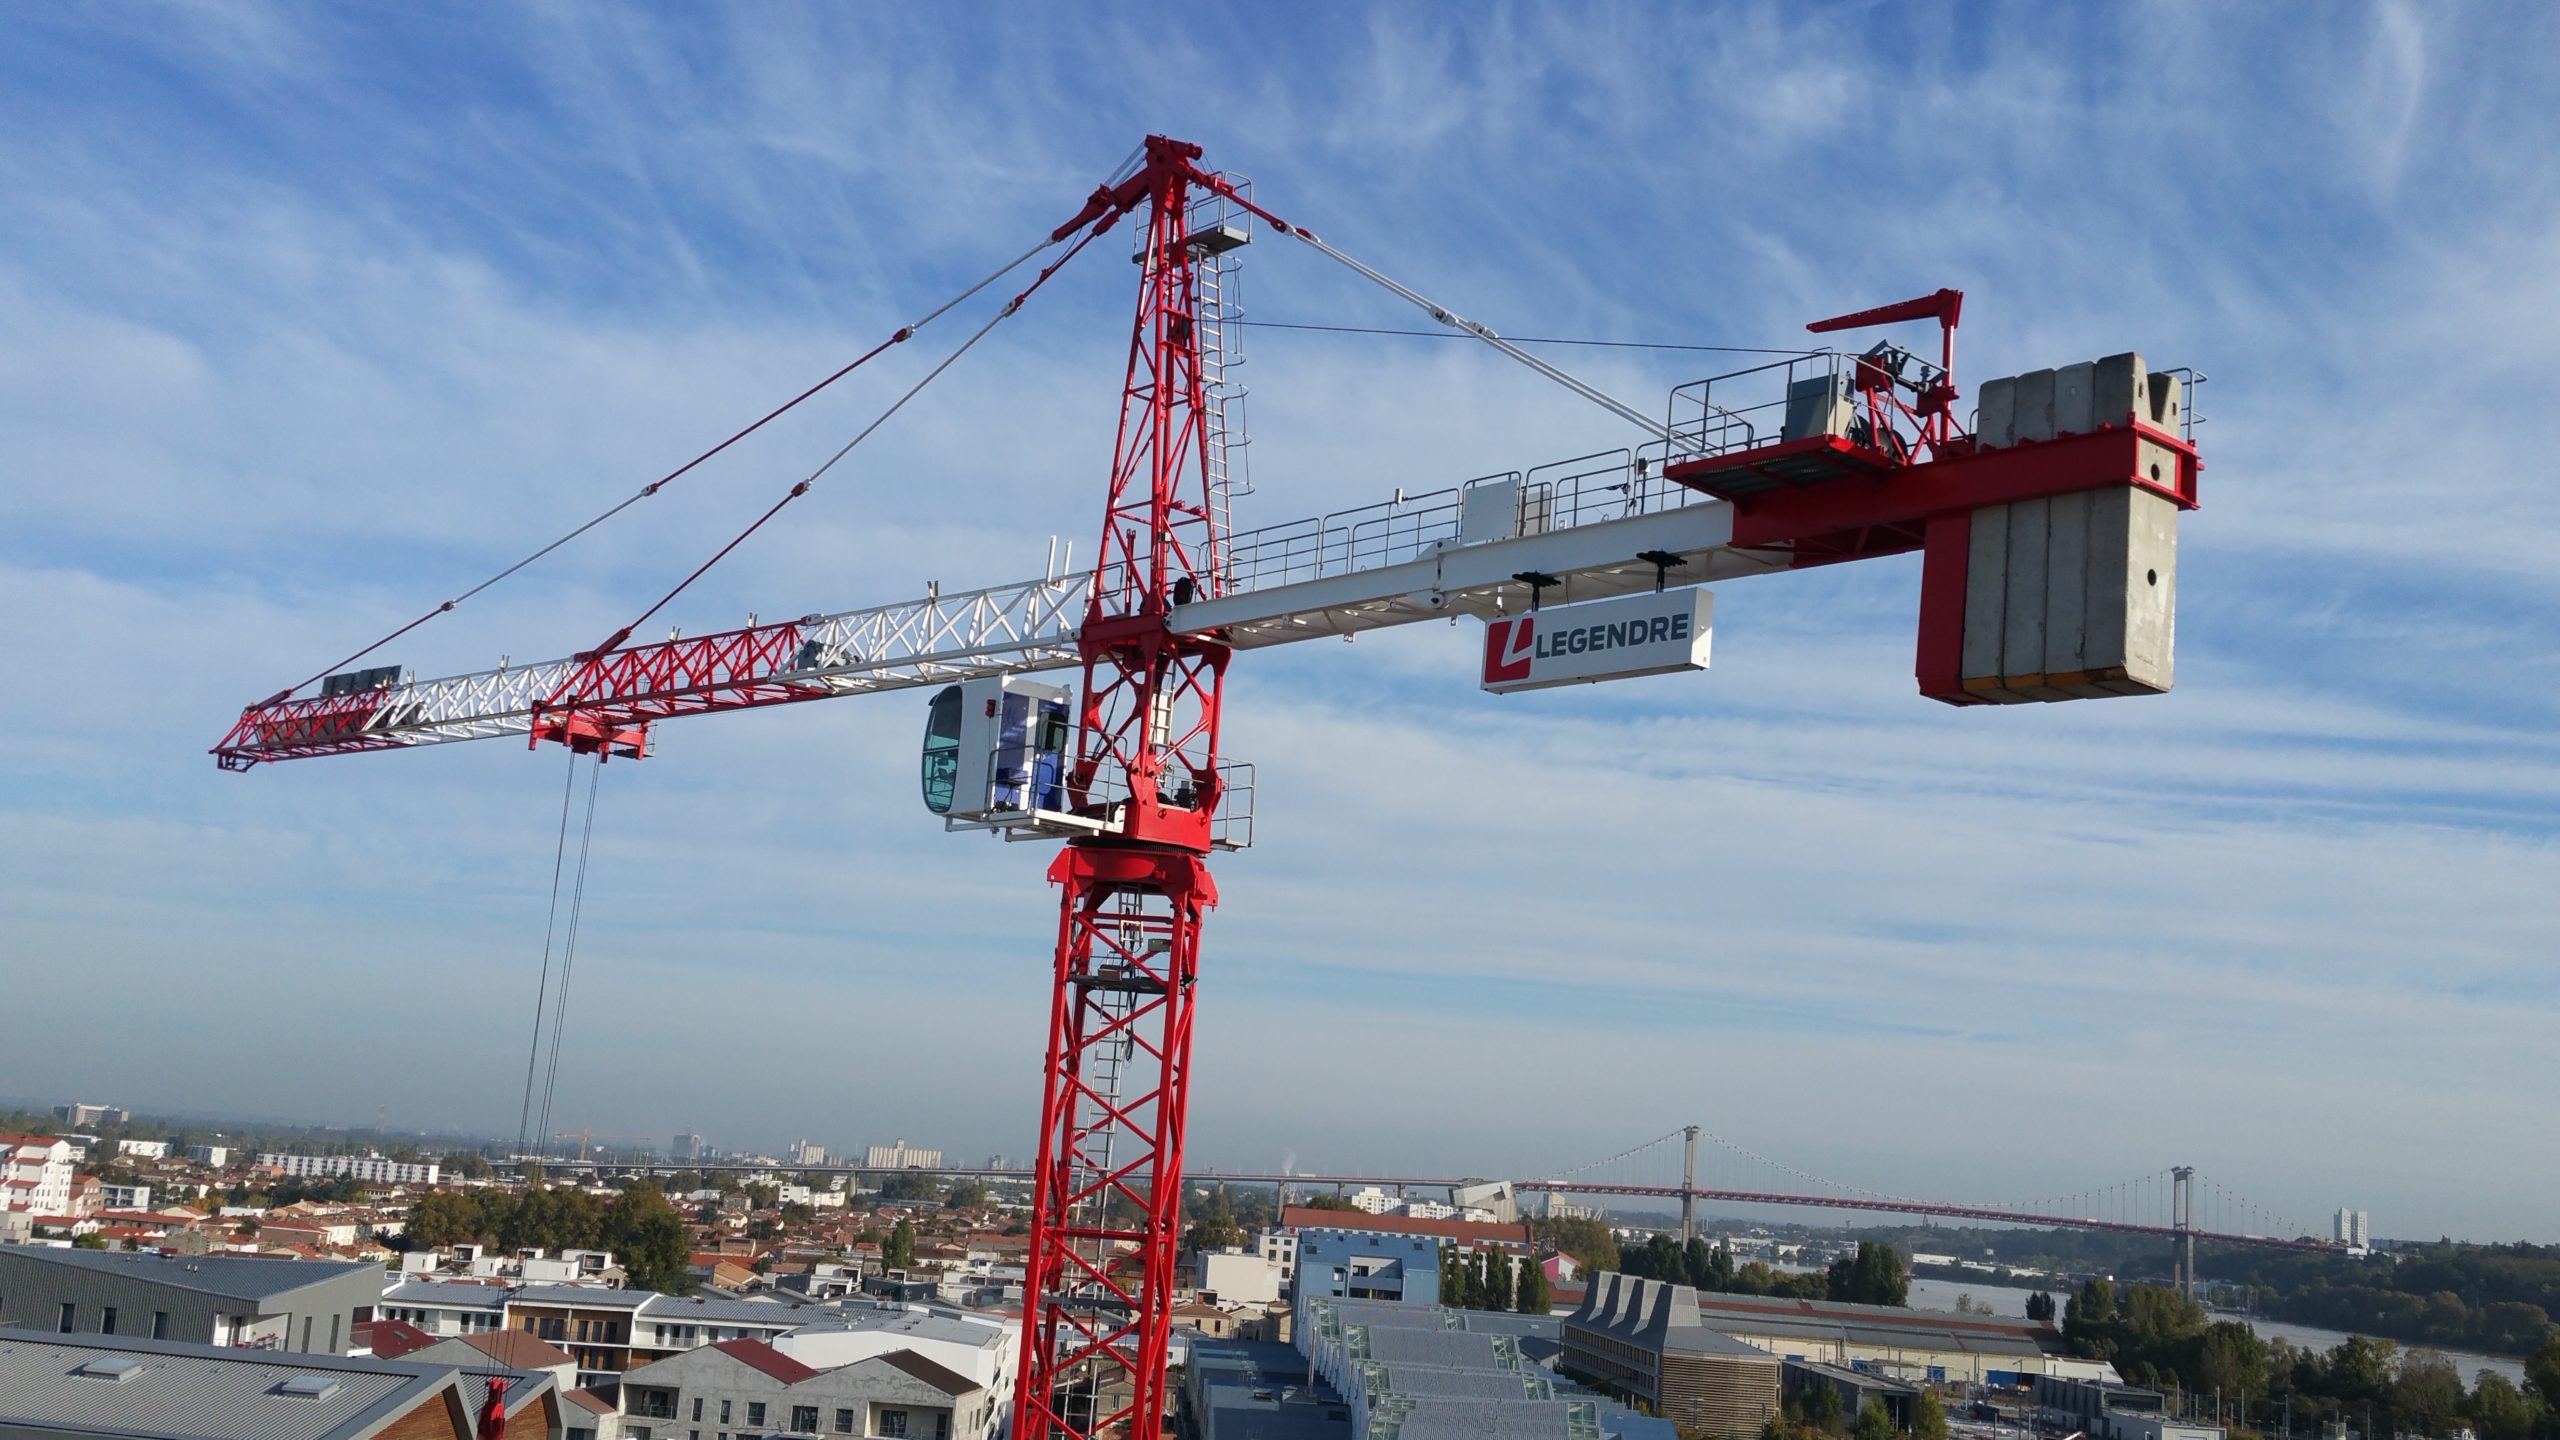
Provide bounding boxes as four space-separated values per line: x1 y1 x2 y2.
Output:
1765 1388 1950 1440
2064 1277 2560 1440
1438 1245 1552 1314
401 1182 692 1293
1610 1235 1911 1307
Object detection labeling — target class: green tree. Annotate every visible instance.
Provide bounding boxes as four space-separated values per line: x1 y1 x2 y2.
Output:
2201 1321 2274 1399
1485 1252 1515 1312
943 1180 989 1210
885 1218 916 1269
2526 1335 2560 1402
1913 1393 1950 1440
1827 1242 1909 1307
2027 1291 2058 1324
441 1152 493 1181
2466 1371 2535 1440
1851 1398 1896 1440
603 1183 693 1295
72 1232 110 1249
1299 1195 1359 1212
2395 1351 2466 1438
1515 1259 1552 1314
1440 1246 1465 1306
405 1190 483 1249
1535 1216 1619 1272
1186 1186 1244 1253
1807 1384 1847 1435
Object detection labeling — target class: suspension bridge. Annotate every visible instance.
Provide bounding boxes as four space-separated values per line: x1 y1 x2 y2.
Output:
550 1124 2342 1264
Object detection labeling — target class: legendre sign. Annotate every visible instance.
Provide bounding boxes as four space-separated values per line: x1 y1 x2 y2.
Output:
1480 588 1714 694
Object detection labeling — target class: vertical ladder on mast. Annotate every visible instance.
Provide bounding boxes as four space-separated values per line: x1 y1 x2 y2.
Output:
1188 179 1252 589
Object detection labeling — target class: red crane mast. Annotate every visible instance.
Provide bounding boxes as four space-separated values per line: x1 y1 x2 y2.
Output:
1016 135 1230 1440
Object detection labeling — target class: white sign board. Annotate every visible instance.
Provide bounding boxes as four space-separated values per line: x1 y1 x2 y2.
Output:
1480 589 1713 693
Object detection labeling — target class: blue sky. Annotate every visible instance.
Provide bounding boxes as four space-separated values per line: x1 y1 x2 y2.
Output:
3 4 2556 1241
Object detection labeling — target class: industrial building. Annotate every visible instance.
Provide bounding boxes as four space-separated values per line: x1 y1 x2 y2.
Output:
0 1247 386 1354
2032 1372 2224 1440
1686 1291 2104 1385
0 1330 562 1440
863 1140 943 1170
1784 1358 1924 1428
1561 1274 1783 1439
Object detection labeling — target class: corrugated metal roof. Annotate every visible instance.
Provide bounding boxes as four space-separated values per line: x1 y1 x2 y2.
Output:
0 1333 455 1440
0 1248 378 1302
1366 1328 1499 1369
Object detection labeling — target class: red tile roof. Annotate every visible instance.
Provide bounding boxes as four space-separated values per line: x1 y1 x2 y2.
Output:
358 1318 438 1360
1281 1206 1532 1246
712 1338 820 1384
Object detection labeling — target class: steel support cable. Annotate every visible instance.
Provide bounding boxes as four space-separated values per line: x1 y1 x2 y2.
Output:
534 756 604 1160
1282 230 1694 451
553 218 1113 681
1236 319 1812 356
514 747 582 1160
1536 1128 1688 1184
252 236 1068 708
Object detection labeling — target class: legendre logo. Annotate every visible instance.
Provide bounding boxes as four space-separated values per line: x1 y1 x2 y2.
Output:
1480 589 1713 693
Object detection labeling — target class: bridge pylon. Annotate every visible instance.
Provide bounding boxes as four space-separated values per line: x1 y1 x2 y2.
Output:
1680 1126 1701 1244
2171 1166 2197 1299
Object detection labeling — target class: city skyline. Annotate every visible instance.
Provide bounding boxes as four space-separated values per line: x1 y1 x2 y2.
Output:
5 5 2557 1244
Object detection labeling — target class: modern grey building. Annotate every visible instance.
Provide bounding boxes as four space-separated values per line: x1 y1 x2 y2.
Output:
0 1329 562 1440
0 1248 385 1355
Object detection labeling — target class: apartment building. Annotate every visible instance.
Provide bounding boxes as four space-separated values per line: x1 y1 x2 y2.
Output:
622 1339 1001 1440
260 1152 442 1185
0 1131 75 1214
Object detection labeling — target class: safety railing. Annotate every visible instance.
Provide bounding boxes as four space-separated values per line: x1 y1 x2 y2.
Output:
1664 349 1846 459
1216 444 1724 599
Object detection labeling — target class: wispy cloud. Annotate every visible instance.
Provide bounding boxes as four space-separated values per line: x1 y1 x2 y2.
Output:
2 2 2554 1238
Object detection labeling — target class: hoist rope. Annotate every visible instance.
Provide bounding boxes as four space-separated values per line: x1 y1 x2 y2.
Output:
556 214 1114 676
257 234 1070 705
533 755 604 1161
513 748 582 1160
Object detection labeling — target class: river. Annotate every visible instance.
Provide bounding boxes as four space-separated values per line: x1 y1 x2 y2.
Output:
1901 1277 2527 1386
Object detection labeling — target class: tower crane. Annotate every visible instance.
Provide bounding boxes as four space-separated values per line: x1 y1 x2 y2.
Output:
213 135 2203 1439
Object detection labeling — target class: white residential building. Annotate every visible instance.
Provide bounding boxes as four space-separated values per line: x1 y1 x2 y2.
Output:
863 1140 943 1171
772 1303 1019 1398
2334 1209 2371 1250
100 1183 152 1211
187 1145 232 1167
259 1153 441 1185
0 1134 75 1215
1196 1249 1285 1306
116 1139 171 1161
